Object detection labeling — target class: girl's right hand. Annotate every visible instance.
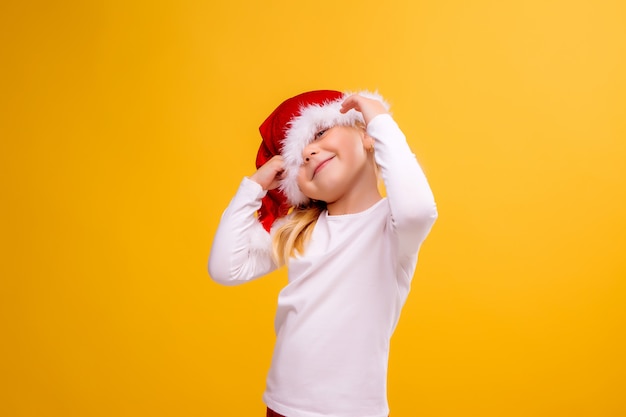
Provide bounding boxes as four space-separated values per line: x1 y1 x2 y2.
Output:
249 155 284 191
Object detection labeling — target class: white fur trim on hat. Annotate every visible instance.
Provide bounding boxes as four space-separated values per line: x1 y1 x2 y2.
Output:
279 91 390 206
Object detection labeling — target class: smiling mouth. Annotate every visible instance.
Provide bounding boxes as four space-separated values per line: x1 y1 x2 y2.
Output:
313 156 335 178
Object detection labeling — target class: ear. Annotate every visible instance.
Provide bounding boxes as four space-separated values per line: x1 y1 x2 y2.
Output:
361 132 375 153
356 126 366 145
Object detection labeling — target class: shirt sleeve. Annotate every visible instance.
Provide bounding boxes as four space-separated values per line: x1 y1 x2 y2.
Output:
367 114 438 258
208 177 279 285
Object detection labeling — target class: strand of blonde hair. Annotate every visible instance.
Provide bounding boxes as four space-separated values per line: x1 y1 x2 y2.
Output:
272 202 326 266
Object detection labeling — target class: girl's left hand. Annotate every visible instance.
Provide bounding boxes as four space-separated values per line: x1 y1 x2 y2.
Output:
340 94 388 126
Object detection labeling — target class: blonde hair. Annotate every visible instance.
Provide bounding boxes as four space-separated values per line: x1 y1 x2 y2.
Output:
272 201 326 266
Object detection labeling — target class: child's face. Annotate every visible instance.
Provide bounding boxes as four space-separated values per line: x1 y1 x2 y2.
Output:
296 125 373 203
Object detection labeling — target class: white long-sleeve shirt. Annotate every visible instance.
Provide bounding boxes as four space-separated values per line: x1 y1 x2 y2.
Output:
209 114 437 417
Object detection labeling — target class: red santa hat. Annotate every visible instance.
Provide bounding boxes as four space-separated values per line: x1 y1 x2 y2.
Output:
256 89 389 232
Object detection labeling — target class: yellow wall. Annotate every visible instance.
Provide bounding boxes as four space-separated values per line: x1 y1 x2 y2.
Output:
1 0 625 416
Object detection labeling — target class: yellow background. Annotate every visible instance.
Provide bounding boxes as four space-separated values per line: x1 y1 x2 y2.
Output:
1 0 625 416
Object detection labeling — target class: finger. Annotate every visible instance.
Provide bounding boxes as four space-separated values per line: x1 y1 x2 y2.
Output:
340 94 361 114
272 159 285 174
268 170 284 190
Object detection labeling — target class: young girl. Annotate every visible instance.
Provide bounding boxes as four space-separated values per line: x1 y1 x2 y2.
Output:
209 90 437 417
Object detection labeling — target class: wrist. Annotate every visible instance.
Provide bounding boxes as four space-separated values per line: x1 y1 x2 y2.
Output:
244 176 267 192
248 173 266 190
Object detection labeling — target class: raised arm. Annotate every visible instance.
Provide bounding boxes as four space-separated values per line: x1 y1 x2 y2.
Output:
208 177 279 285
342 94 438 256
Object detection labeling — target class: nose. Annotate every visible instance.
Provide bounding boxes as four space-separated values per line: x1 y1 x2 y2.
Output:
304 150 317 163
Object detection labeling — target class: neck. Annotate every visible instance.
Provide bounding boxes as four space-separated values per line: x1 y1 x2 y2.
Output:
327 190 382 216
326 164 382 216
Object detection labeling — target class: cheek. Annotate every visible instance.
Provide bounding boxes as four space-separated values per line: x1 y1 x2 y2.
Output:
344 143 366 165
296 168 308 189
